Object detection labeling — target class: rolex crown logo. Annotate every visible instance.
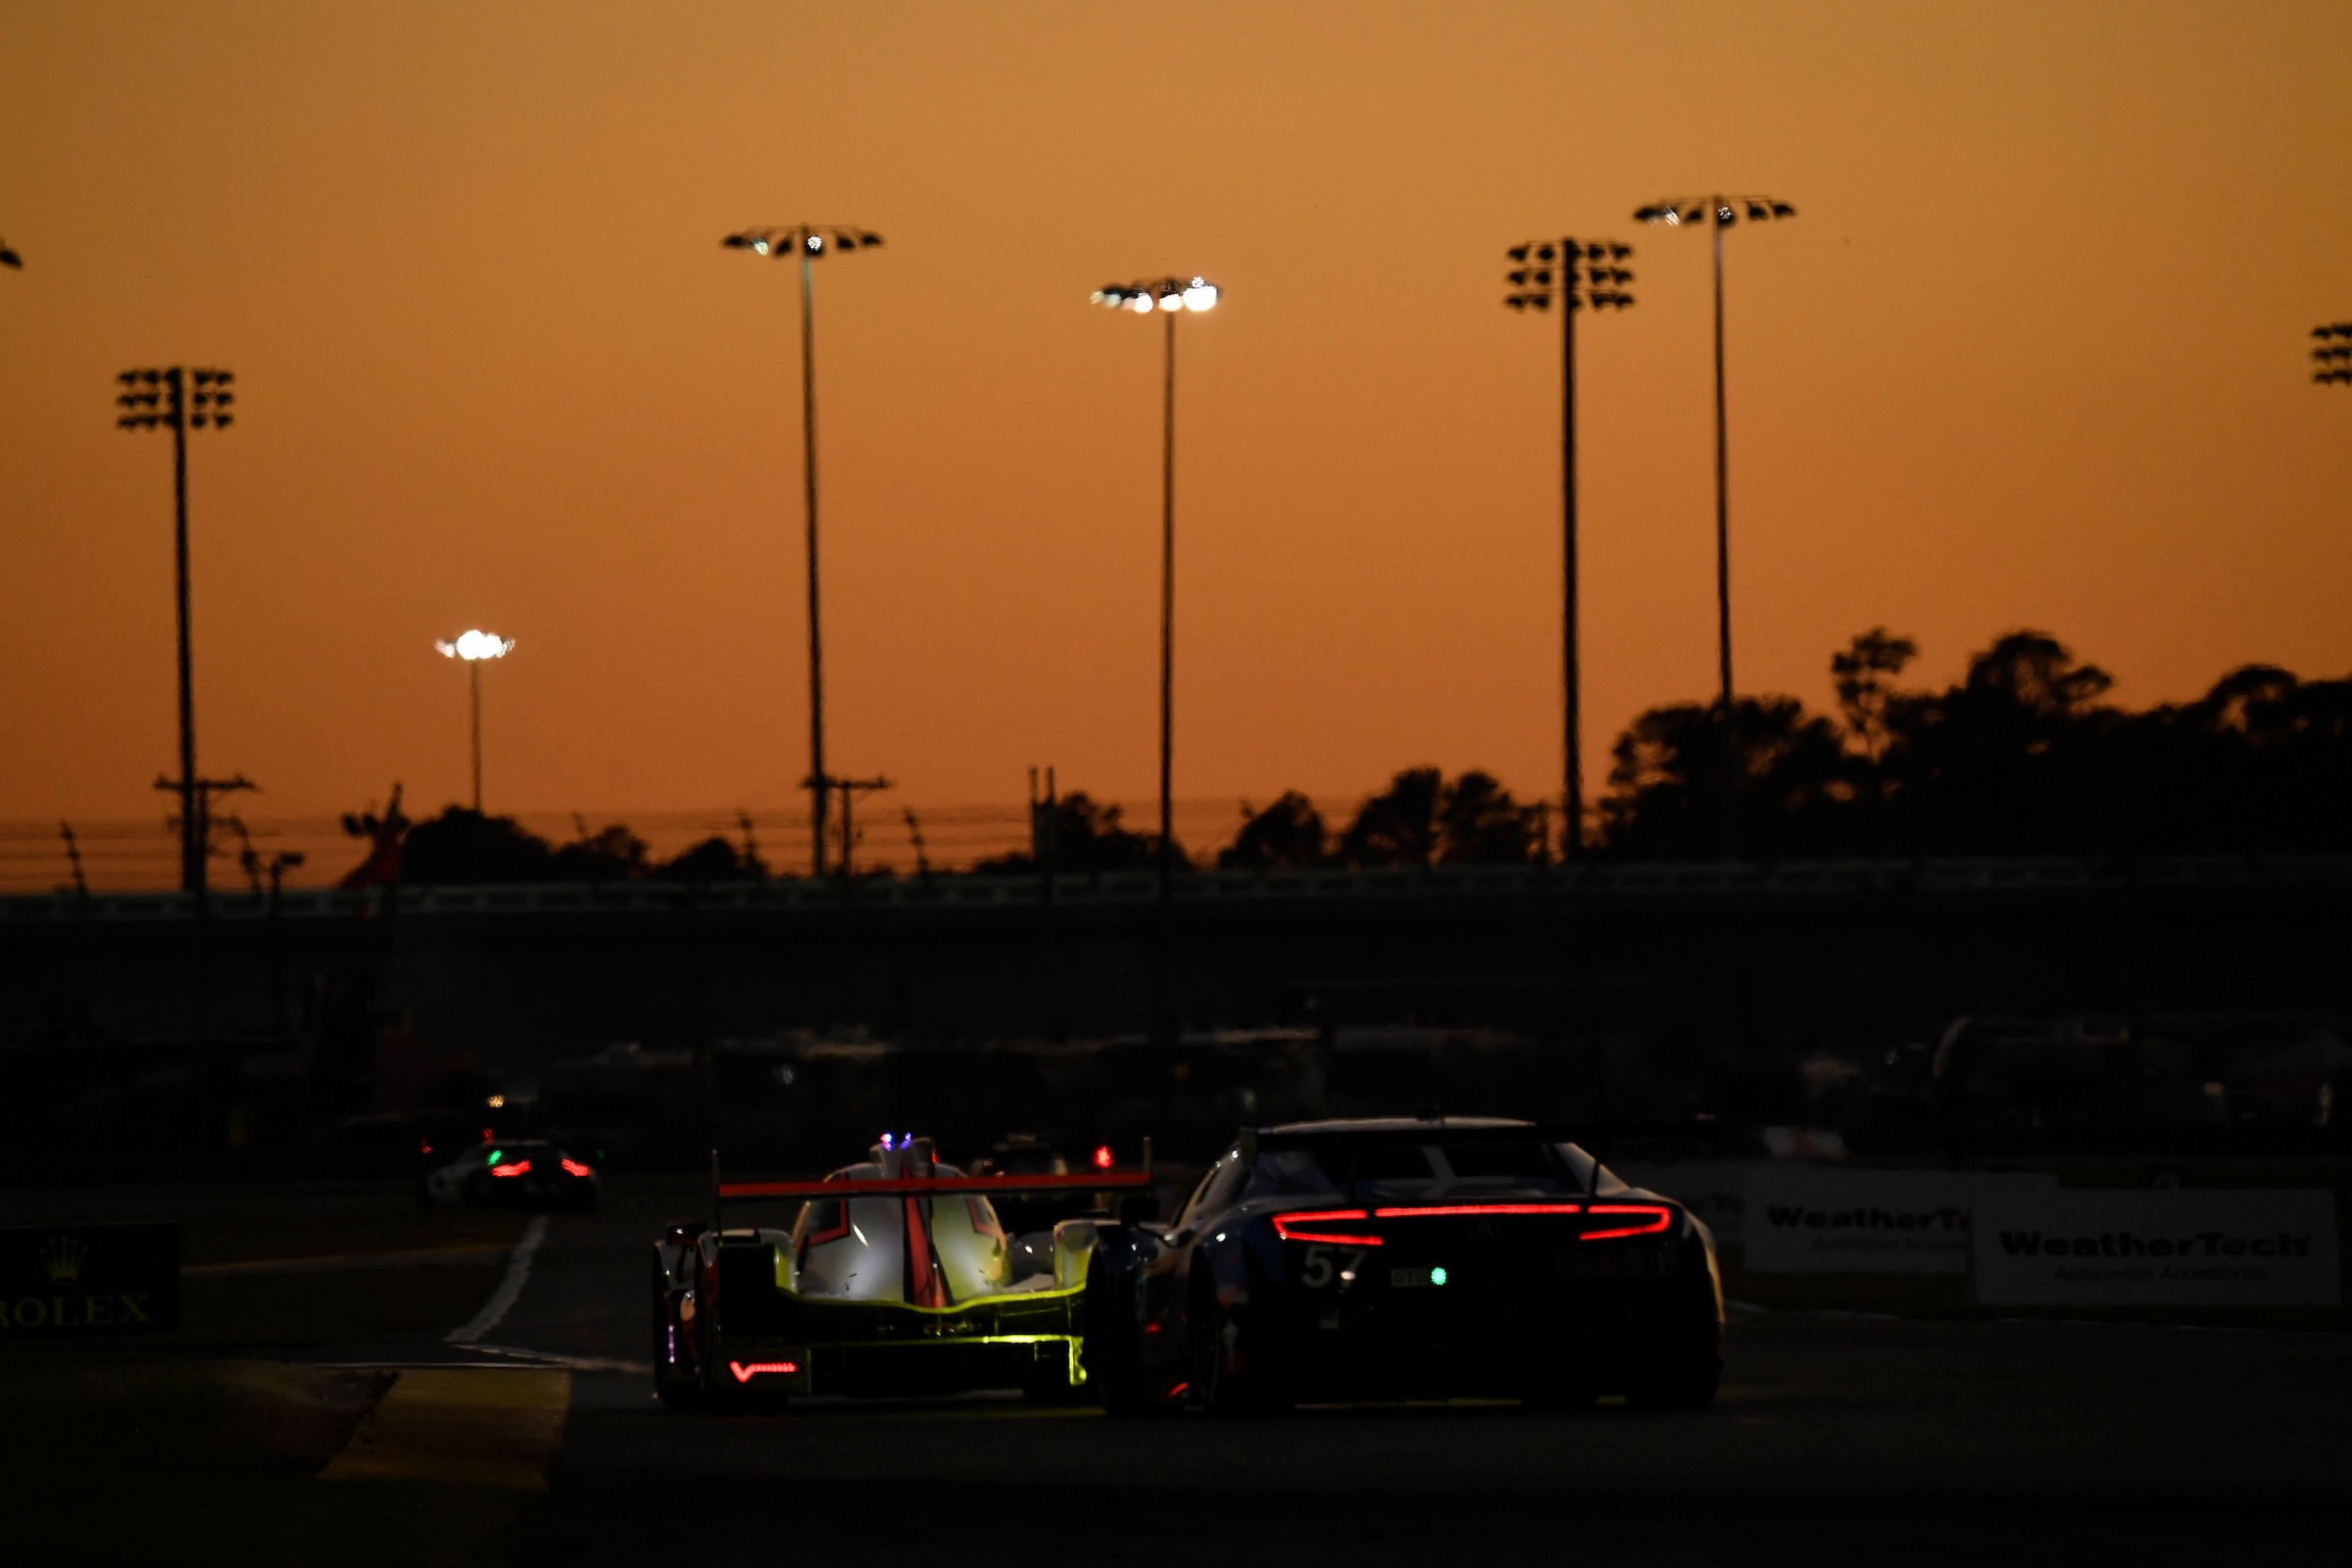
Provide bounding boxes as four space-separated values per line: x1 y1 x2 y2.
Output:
41 1237 86 1284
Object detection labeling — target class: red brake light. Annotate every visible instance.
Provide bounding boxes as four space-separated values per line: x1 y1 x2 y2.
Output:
727 1360 799 1383
561 1157 593 1178
1272 1209 1385 1247
1372 1203 1586 1218
490 1159 531 1178
1092 1144 1114 1171
1581 1203 1672 1241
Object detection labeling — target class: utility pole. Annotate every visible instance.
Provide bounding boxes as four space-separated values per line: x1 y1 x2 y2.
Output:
1633 196 1799 858
723 224 885 877
118 366 234 896
1090 274 1221 1046
1505 237 1636 860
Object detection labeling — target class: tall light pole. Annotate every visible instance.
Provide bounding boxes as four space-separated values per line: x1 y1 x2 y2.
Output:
1634 195 1796 858
722 223 884 878
1506 237 1636 860
118 367 235 895
436 630 515 812
1091 274 1221 1046
2315 322 2352 386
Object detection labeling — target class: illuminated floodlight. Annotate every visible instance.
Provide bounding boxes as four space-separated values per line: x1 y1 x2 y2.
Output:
1181 278 1219 311
436 629 514 662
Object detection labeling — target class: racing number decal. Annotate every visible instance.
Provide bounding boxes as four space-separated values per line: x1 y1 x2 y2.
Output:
1299 1246 1370 1289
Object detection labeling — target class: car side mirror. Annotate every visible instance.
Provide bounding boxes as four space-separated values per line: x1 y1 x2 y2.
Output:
1118 1193 1161 1226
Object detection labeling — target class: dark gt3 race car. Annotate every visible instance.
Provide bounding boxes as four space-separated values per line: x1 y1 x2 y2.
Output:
651 1134 1152 1407
1089 1116 1723 1412
417 1139 602 1211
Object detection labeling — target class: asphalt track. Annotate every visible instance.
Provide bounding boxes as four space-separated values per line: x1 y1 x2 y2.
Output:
485 1179 2352 1566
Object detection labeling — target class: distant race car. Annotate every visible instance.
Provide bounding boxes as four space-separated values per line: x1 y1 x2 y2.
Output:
417 1139 602 1211
651 1134 1152 1408
1088 1116 1723 1412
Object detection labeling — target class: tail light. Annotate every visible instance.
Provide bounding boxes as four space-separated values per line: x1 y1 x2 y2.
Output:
1271 1209 1384 1247
1373 1203 1586 1218
727 1360 799 1383
490 1159 531 1178
1581 1203 1672 1241
560 1157 594 1178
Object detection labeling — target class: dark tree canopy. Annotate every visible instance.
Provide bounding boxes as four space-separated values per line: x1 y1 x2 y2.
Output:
1220 791 1328 869
1596 628 2352 858
975 791 1189 875
1338 767 1444 866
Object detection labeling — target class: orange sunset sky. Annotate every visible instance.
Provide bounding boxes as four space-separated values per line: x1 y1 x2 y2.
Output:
2 2 2348 880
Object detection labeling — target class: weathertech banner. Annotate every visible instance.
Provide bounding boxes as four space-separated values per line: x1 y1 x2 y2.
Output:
1743 1168 2057 1274
1974 1190 2341 1307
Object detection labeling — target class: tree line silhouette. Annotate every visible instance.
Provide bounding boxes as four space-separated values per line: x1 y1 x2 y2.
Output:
353 627 2351 885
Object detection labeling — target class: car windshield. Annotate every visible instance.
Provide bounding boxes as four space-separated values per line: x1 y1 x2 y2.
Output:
1247 1137 1626 1201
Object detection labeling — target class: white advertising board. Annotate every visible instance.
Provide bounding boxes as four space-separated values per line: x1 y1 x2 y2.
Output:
1973 1189 2341 1307
1743 1167 2057 1274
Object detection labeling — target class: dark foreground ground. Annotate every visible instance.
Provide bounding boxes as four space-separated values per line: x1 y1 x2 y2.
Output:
7 1176 2350 1566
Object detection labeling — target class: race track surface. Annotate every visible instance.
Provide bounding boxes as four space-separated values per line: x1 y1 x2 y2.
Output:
495 1179 2351 1567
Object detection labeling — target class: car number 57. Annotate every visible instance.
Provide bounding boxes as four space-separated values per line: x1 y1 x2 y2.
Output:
1299 1245 1369 1289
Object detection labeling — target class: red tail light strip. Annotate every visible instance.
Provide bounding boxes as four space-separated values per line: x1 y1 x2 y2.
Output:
1580 1203 1673 1240
489 1160 531 1178
1271 1209 1386 1247
560 1158 594 1179
727 1360 800 1383
1371 1203 1587 1218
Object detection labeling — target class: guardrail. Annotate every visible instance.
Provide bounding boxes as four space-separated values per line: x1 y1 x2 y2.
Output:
5 854 2351 924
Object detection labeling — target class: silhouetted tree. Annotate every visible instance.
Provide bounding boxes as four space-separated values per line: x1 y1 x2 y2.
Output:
1599 697 1847 859
399 808 556 884
655 835 766 882
1339 768 1444 866
552 823 651 882
1220 791 1328 869
1437 770 1538 863
1881 631 2119 853
1831 627 1918 766
974 791 1188 874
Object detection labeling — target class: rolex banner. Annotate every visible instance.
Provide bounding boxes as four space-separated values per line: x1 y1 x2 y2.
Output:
0 1223 179 1336
1973 1190 2341 1307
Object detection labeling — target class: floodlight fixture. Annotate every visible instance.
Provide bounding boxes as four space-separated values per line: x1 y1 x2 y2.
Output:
2313 321 2352 386
117 365 238 898
1091 275 1220 316
722 222 884 875
1503 236 1637 861
437 631 514 811
1633 193 1799 858
1090 270 1224 1047
0 241 21 270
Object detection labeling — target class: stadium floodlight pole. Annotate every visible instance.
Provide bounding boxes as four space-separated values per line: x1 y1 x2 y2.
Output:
1634 195 1796 858
118 367 235 897
1091 274 1220 1048
721 223 884 878
2314 322 2352 387
1506 237 1636 862
435 630 515 811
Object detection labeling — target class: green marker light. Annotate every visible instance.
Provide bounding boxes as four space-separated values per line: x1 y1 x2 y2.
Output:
488 1149 504 1164
1431 1266 1448 1287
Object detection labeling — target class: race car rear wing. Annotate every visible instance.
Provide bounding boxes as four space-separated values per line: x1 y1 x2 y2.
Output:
710 1140 1155 1230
